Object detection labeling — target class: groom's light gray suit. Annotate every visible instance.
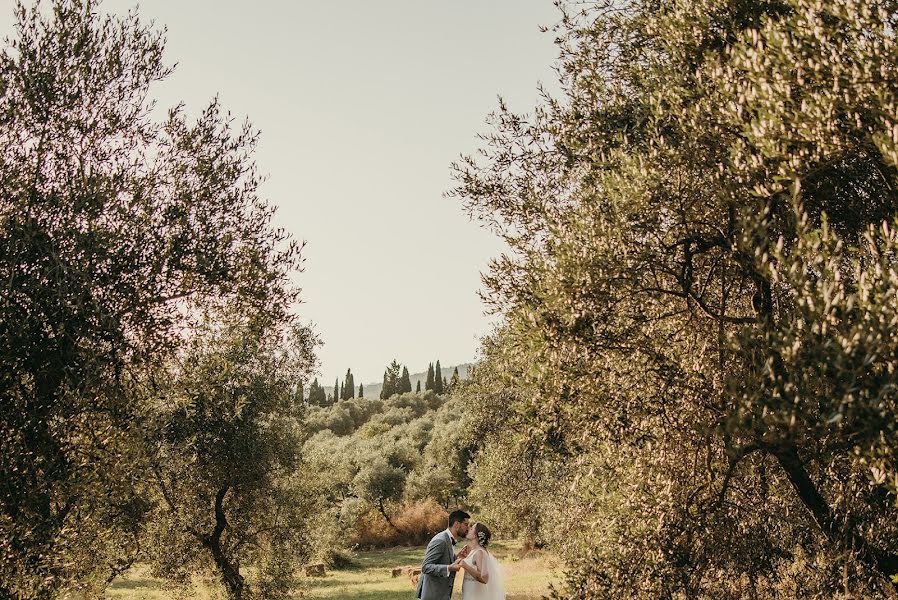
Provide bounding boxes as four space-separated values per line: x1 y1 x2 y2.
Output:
416 530 457 600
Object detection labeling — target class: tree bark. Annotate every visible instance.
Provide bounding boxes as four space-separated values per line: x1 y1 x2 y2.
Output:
377 499 402 534
201 486 245 600
773 444 898 597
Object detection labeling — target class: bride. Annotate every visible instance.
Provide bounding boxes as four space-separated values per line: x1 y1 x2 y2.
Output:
456 522 505 600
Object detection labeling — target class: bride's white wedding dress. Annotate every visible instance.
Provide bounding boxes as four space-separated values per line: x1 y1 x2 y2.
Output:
461 548 506 600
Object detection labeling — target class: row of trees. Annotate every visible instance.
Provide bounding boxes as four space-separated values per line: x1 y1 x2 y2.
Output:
0 2 320 599
425 361 443 393
425 360 459 394
303 368 361 406
382 360 461 399
381 360 413 399
453 0 898 598
302 361 462 405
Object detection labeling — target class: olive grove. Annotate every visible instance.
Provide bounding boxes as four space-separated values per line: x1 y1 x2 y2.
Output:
453 0 898 597
0 2 316 598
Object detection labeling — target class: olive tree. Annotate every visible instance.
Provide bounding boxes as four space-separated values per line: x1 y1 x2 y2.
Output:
352 457 407 532
0 1 299 597
454 0 898 597
146 313 317 600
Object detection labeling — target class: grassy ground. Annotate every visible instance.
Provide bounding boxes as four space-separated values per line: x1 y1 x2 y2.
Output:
106 540 558 600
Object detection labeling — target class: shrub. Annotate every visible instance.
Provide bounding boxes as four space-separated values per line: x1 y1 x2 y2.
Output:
350 500 448 548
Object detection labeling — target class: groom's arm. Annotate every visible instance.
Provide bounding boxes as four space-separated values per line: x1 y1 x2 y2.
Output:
421 537 452 578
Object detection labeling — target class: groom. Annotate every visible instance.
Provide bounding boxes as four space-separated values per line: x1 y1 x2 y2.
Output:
416 509 471 600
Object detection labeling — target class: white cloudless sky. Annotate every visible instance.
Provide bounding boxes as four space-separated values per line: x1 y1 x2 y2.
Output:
1 1 560 385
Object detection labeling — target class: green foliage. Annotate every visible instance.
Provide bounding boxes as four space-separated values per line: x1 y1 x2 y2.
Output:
380 359 404 399
433 361 444 394
406 399 472 508
343 368 356 400
449 367 460 392
426 363 435 391
308 378 327 406
400 366 413 394
0 1 300 597
453 0 898 597
145 311 318 600
301 391 471 548
354 459 406 507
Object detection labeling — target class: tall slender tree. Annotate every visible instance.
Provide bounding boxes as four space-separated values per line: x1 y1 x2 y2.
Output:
400 366 413 394
434 361 444 394
449 367 460 391
344 369 355 400
380 372 392 400
308 378 326 407
426 363 435 391
416 380 421 393
358 383 364 398
380 360 402 399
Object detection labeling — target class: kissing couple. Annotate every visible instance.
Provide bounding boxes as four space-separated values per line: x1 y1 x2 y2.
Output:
416 510 505 600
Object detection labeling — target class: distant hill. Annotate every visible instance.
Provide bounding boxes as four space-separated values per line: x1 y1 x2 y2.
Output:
322 362 473 400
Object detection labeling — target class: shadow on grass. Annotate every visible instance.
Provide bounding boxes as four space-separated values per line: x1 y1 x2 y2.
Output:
299 592 418 600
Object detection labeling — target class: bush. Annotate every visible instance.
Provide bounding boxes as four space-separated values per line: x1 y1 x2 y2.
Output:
350 500 448 548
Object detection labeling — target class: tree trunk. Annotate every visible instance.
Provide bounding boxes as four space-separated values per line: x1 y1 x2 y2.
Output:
377 499 402 534
773 445 898 597
201 486 245 600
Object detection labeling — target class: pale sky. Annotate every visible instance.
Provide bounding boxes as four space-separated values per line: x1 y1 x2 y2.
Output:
1 1 560 385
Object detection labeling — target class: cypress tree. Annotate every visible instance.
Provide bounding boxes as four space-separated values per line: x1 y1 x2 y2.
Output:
309 378 326 406
380 371 391 399
344 369 355 400
334 378 340 404
381 360 402 399
339 381 343 401
449 367 460 391
359 383 364 398
426 362 435 391
400 366 412 394
434 361 444 393
416 380 421 393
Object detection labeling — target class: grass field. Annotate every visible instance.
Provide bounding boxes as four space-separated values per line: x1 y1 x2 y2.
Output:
106 540 558 600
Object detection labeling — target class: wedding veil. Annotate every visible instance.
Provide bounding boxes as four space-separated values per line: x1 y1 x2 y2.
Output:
484 551 506 600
